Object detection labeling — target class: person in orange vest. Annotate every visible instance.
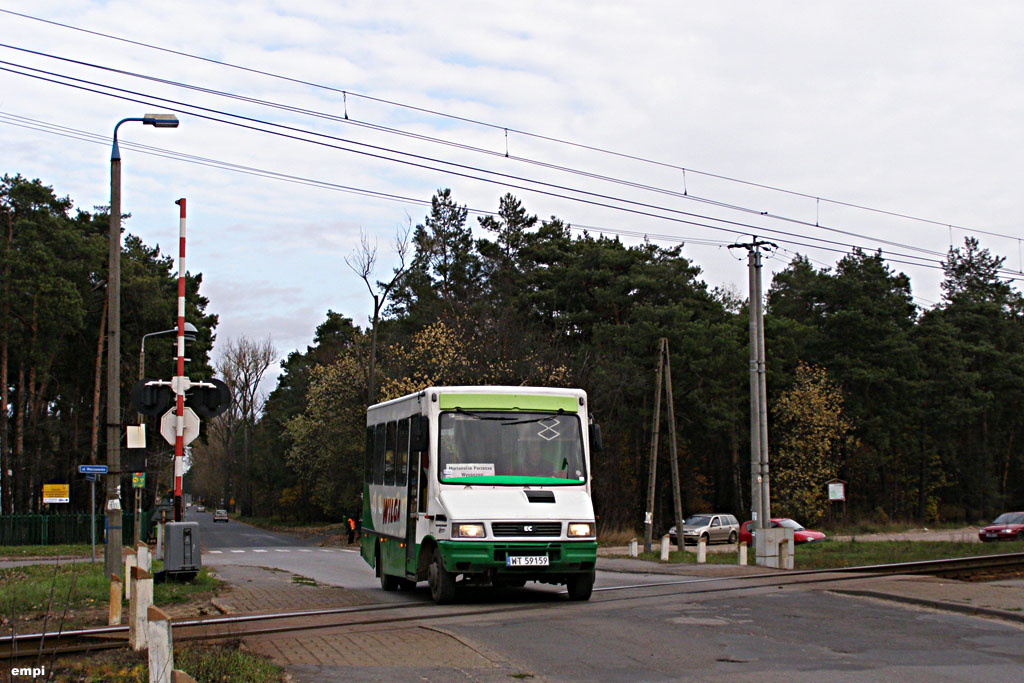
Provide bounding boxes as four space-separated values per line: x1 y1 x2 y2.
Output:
347 516 356 544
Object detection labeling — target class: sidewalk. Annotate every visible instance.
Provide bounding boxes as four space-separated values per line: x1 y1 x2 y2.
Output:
207 564 515 678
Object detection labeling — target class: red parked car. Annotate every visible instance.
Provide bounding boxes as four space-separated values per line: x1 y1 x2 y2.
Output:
738 518 827 545
978 512 1024 542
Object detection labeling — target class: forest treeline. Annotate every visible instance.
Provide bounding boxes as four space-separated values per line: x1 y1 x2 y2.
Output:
4 174 1023 531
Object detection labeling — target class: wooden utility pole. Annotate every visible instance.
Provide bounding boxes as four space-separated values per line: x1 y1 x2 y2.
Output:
663 341 684 551
643 338 684 554
642 340 665 553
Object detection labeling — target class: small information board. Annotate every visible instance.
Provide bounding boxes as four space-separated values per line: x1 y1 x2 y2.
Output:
43 483 70 504
827 481 846 501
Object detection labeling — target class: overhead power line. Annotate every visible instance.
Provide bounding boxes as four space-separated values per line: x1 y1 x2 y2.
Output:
4 110 1021 288
2 7 1020 246
4 57 1012 281
0 40 958 264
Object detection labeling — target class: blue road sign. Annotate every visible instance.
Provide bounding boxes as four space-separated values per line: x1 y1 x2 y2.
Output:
85 473 98 482
78 464 108 474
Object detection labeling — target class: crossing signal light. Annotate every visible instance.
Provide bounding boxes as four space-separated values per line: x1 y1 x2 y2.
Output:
130 379 173 416
187 378 231 418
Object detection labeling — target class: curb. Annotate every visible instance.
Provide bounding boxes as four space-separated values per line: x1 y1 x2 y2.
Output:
831 589 1024 625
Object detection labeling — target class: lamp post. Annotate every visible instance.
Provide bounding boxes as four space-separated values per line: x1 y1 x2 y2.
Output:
139 323 198 384
105 113 179 580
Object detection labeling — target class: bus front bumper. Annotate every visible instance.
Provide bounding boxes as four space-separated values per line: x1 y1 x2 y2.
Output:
437 540 597 574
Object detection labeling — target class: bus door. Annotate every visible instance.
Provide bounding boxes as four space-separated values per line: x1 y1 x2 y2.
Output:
406 415 427 574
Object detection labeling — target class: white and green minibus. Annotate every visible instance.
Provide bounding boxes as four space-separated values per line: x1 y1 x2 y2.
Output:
360 386 601 603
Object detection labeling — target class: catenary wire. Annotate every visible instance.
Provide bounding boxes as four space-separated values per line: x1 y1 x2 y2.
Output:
1 7 1020 246
2 59 1007 278
0 41 965 262
5 110 1018 288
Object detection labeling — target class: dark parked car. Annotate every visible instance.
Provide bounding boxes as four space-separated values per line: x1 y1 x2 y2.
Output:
738 518 826 545
978 512 1024 542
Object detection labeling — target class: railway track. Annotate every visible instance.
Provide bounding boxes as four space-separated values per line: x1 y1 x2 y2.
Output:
4 551 1022 662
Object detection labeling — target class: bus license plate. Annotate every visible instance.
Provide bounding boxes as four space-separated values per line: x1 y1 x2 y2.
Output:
506 555 549 567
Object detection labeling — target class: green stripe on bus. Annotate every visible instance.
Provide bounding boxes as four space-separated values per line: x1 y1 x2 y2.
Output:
438 393 578 413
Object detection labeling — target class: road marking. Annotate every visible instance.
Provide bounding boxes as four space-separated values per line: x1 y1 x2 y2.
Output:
209 550 223 554
318 549 333 552
253 549 267 553
230 550 245 553
299 549 312 552
274 549 290 552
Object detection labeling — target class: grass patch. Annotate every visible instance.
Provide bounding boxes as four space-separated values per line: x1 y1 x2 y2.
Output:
56 642 283 682
596 526 639 547
794 539 1024 569
0 544 93 558
176 642 284 682
0 561 223 620
825 520 975 536
291 575 318 586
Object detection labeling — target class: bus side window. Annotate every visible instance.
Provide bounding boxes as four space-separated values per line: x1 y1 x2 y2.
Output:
397 418 409 486
384 421 397 486
364 426 373 484
373 423 385 485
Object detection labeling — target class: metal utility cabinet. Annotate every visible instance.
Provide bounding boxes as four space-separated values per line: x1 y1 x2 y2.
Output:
164 521 201 574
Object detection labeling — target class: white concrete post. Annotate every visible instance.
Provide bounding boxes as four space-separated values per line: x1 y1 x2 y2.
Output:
782 535 794 570
696 537 707 564
124 547 137 599
137 541 151 573
628 538 638 557
155 522 164 561
660 535 670 561
738 542 748 566
147 606 173 683
129 566 154 651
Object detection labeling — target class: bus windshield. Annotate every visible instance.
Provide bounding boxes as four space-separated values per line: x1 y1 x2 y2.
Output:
438 410 586 484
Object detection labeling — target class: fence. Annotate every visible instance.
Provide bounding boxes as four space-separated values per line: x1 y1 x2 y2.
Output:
0 511 153 546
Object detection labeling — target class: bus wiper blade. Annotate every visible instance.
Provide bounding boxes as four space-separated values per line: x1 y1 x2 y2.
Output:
502 409 565 426
453 408 515 421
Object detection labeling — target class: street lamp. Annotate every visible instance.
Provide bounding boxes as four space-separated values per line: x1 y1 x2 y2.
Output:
105 113 179 580
139 322 198 383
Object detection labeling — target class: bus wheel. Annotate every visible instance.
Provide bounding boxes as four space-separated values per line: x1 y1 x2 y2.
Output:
428 548 456 604
566 571 595 601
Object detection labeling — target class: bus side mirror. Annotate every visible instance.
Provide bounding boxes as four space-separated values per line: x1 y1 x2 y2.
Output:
589 422 602 452
411 415 430 452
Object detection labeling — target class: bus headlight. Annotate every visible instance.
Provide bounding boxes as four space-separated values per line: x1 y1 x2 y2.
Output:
568 523 594 538
453 523 486 538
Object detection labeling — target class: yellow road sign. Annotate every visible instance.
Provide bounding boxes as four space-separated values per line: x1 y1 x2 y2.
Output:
43 483 69 504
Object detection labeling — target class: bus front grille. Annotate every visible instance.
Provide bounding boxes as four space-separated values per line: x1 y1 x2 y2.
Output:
492 522 562 537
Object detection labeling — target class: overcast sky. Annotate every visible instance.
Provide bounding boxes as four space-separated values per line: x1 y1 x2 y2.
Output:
2 2 1023 391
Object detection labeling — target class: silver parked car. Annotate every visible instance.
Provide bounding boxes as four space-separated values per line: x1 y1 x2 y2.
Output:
668 513 740 545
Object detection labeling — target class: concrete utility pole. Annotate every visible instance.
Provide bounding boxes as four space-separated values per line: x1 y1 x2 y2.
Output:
642 341 665 553
729 238 776 531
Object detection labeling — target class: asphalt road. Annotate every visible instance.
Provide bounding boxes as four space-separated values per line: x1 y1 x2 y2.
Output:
193 517 1024 681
